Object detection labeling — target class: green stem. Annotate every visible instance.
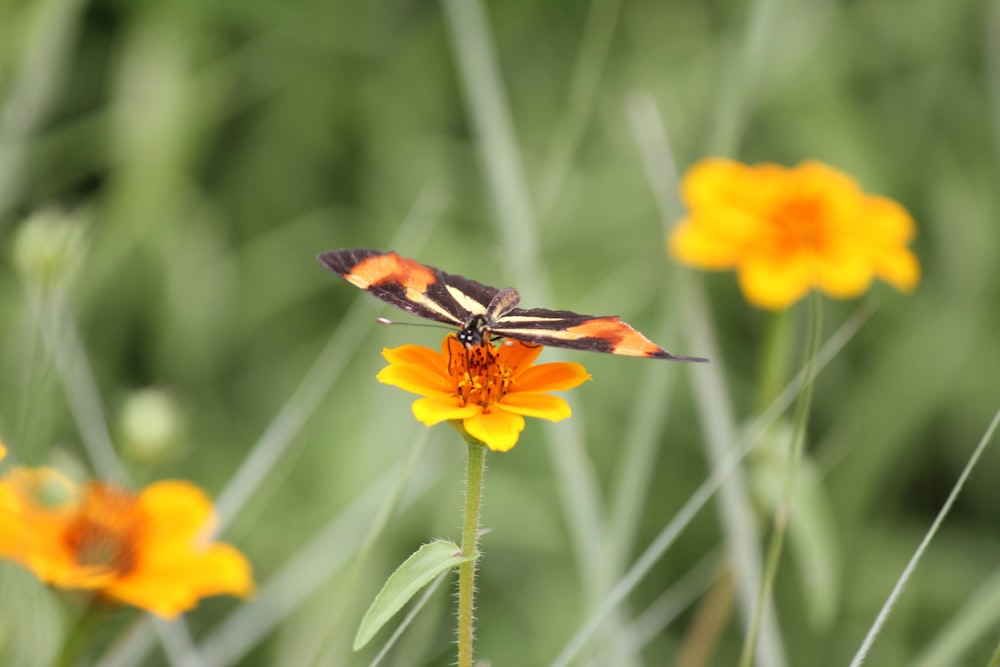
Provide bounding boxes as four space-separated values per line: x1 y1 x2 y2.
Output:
739 292 823 667
49 597 102 667
457 433 487 667
755 309 793 414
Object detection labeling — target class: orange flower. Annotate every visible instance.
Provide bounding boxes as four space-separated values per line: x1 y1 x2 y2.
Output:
0 469 253 618
377 335 591 452
669 159 920 310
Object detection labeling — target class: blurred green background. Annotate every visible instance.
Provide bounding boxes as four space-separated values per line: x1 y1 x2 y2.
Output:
1 0 999 665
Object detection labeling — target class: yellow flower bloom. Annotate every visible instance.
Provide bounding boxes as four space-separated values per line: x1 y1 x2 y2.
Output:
377 335 591 452
0 469 254 618
0 438 6 460
669 158 920 310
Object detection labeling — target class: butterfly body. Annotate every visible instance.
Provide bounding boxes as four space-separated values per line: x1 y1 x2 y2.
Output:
317 248 708 362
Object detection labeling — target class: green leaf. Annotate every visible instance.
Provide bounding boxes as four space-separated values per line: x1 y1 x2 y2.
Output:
353 539 476 651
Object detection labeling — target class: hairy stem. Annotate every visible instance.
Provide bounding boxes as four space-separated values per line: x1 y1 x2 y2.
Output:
457 434 487 667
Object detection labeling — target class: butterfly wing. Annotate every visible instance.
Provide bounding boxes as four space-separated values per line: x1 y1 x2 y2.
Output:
319 248 708 363
317 248 498 327
493 307 709 361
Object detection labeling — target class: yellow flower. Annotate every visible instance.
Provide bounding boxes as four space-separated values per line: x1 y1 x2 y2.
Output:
377 335 591 452
669 158 920 310
0 469 254 618
0 438 6 460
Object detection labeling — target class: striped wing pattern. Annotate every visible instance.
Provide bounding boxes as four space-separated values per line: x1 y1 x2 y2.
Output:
318 248 497 326
318 248 708 362
492 310 669 357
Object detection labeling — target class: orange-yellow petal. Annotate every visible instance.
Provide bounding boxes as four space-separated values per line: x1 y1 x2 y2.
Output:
412 396 479 426
462 409 525 452
514 362 591 392
377 362 453 397
815 250 874 299
377 333 589 451
875 246 920 292
11 469 80 580
0 483 23 560
106 542 253 619
737 253 813 310
497 393 571 421
864 195 916 244
669 218 744 269
673 158 920 308
138 481 217 547
496 339 544 370
94 482 252 617
0 439 6 461
683 159 773 215
794 161 866 210
382 344 447 371
0 471 253 617
1 469 114 589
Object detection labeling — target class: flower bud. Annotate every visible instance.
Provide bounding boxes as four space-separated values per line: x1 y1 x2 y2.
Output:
119 388 184 464
11 209 87 291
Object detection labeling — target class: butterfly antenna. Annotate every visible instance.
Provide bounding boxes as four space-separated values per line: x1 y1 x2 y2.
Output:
376 317 454 333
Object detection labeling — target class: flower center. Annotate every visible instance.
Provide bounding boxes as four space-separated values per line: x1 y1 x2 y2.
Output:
772 197 826 251
63 483 144 575
448 339 514 410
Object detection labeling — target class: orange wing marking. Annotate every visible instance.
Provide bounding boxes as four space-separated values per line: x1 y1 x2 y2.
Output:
345 253 437 292
566 318 665 357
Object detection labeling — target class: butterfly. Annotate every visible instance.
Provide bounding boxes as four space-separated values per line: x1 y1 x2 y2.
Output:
317 248 708 362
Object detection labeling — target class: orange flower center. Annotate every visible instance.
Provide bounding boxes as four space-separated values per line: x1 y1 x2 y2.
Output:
63 483 145 575
447 340 514 410
772 196 827 251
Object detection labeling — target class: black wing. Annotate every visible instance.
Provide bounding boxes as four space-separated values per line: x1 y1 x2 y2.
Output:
317 248 499 327
493 307 708 361
319 248 708 362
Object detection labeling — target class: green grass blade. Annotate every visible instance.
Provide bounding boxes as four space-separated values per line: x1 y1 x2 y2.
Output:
548 305 870 667
849 408 1000 667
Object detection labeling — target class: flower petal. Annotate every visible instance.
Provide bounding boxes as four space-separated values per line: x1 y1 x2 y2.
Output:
377 362 453 397
683 159 774 214
376 332 590 451
515 362 591 392
463 409 525 452
498 393 571 421
0 482 25 560
497 339 544 371
816 250 874 299
874 247 920 292
737 253 813 310
673 158 920 307
105 542 253 618
94 481 253 615
0 470 119 589
138 481 217 547
864 195 916 244
382 344 447 371
0 471 253 617
794 161 865 209
412 396 479 426
669 217 745 269
671 162 786 271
